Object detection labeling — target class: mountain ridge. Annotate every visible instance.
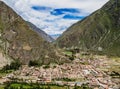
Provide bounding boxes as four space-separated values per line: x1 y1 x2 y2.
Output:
56 0 120 57
0 1 66 66
27 21 54 42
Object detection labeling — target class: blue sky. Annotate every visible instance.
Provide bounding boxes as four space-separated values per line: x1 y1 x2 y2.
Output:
2 0 109 38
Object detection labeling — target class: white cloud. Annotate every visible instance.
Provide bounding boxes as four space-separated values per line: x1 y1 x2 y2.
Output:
28 0 109 13
2 0 109 38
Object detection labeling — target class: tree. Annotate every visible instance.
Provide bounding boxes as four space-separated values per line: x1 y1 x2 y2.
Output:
74 84 78 89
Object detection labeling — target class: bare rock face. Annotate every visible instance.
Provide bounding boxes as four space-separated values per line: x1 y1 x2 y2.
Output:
0 53 11 69
56 0 120 57
0 1 66 65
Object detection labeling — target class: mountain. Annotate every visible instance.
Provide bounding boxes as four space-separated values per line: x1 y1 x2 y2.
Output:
27 22 54 42
56 0 120 57
0 1 66 66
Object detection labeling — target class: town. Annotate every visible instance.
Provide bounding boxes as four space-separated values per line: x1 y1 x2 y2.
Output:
1 55 120 89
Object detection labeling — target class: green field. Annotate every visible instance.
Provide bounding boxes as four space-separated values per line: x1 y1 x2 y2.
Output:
0 85 5 89
64 51 73 56
3 83 68 89
2 82 92 89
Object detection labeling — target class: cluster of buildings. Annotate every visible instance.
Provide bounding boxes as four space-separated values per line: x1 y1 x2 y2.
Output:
0 56 119 89
3 58 119 89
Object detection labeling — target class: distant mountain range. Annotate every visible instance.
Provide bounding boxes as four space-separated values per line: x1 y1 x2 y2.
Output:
0 1 66 66
56 0 120 57
27 21 54 42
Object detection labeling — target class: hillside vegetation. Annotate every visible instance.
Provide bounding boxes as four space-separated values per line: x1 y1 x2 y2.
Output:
56 0 120 57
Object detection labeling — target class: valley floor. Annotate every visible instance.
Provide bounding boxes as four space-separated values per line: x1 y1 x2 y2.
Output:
0 55 120 89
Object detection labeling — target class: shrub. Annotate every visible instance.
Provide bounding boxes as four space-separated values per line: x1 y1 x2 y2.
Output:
1 60 21 72
29 60 41 67
43 65 50 69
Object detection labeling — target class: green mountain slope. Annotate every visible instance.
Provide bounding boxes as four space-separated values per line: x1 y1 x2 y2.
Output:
56 0 120 57
0 1 65 65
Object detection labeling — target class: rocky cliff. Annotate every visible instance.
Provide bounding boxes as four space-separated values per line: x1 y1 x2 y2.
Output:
0 1 65 66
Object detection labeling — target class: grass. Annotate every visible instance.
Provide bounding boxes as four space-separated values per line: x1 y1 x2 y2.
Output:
10 83 31 89
110 57 120 61
4 82 69 89
0 70 14 78
0 83 93 89
0 72 7 77
50 86 67 89
64 51 72 56
0 85 5 89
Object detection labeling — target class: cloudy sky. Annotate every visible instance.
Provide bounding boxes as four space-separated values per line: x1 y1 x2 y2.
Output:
2 0 109 38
